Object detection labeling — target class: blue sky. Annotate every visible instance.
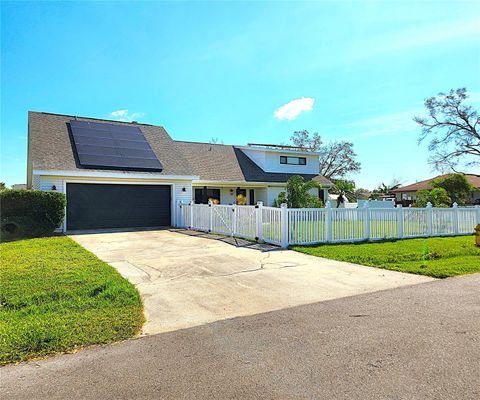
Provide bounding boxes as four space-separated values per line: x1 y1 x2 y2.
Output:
1 1 479 189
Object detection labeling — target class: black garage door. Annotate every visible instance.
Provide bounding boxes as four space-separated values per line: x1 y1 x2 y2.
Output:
67 183 171 230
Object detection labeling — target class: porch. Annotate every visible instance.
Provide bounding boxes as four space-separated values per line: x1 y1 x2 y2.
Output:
192 183 329 207
193 184 270 206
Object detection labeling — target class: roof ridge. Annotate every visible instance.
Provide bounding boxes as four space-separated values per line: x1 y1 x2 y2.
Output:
392 173 480 191
174 139 233 147
29 111 158 127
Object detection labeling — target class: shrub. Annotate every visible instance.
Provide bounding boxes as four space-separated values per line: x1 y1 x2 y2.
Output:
273 176 323 208
432 174 474 206
413 188 451 208
0 190 66 242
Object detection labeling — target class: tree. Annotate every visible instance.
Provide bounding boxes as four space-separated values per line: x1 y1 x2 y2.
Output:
290 130 361 179
355 188 371 200
432 174 474 206
0 182 6 191
369 180 401 199
414 188 451 208
414 88 480 172
209 137 223 144
273 175 323 208
330 179 356 208
290 130 322 150
376 181 401 194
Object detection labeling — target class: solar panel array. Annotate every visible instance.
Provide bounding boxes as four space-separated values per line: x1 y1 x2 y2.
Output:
69 120 163 171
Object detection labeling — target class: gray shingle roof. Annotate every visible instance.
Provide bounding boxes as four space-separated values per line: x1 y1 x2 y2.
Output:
175 141 333 185
28 112 194 176
28 111 333 186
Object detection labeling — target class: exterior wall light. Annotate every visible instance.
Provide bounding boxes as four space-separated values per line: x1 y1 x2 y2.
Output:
51 185 57 191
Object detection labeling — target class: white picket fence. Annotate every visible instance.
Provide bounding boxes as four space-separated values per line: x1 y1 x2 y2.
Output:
177 201 480 248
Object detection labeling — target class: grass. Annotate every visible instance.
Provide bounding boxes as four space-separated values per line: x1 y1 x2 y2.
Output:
292 235 480 278
0 236 144 365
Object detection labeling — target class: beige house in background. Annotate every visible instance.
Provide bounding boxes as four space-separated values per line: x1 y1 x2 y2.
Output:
391 174 480 206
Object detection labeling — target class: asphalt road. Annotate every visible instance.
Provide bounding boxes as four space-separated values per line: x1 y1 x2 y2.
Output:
2 274 479 400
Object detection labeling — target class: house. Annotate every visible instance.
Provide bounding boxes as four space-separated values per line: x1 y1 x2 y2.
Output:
12 183 27 190
27 112 332 231
390 174 480 206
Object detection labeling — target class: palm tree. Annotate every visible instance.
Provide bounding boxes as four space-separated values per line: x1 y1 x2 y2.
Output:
378 182 401 193
274 175 323 208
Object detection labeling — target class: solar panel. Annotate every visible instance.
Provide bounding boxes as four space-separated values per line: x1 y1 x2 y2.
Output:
69 120 163 171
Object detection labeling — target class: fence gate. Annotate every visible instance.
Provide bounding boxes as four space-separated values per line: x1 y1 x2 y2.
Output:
211 204 235 236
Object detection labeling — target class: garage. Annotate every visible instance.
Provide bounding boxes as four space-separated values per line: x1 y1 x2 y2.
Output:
66 183 171 230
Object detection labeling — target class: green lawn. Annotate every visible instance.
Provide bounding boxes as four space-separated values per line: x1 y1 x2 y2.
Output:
292 235 480 278
0 236 144 365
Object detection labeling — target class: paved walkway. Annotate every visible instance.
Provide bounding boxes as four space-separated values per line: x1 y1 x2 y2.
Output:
3 274 479 400
70 229 433 334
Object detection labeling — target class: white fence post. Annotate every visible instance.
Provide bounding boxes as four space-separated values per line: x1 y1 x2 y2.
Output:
453 202 459 235
232 204 237 237
363 201 370 241
326 200 332 243
256 201 263 242
280 203 288 248
426 202 433 237
397 204 404 239
176 201 182 227
208 201 213 232
475 205 480 225
189 200 194 229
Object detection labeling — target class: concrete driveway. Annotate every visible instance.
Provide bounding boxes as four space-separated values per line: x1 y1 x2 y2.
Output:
71 229 433 335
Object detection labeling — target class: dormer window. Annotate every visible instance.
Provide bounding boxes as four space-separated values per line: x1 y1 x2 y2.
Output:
280 156 306 165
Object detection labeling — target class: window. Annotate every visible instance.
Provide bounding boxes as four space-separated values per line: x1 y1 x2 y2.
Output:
280 156 306 165
195 188 220 204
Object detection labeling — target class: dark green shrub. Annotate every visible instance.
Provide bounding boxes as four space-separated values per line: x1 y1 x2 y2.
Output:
0 190 66 242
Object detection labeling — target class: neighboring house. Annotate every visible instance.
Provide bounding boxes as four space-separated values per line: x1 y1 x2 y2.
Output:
27 112 332 231
391 174 480 206
12 184 27 190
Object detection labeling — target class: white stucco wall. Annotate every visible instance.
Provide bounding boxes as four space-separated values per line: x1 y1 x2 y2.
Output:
267 186 286 206
239 148 319 174
255 188 268 204
239 148 267 170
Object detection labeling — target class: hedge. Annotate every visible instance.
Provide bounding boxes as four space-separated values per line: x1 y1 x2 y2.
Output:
0 190 66 242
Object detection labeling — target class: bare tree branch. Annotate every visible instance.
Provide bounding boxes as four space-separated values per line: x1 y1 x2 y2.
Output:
290 131 361 179
414 88 479 171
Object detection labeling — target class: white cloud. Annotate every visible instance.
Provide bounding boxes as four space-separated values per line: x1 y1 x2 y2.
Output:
111 109 128 117
110 109 146 122
274 97 315 121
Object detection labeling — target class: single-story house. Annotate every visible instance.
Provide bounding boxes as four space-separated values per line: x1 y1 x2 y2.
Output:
390 174 480 206
12 183 27 190
27 111 333 231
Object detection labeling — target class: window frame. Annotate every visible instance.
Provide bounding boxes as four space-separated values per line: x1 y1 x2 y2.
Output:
280 156 307 165
194 188 221 204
